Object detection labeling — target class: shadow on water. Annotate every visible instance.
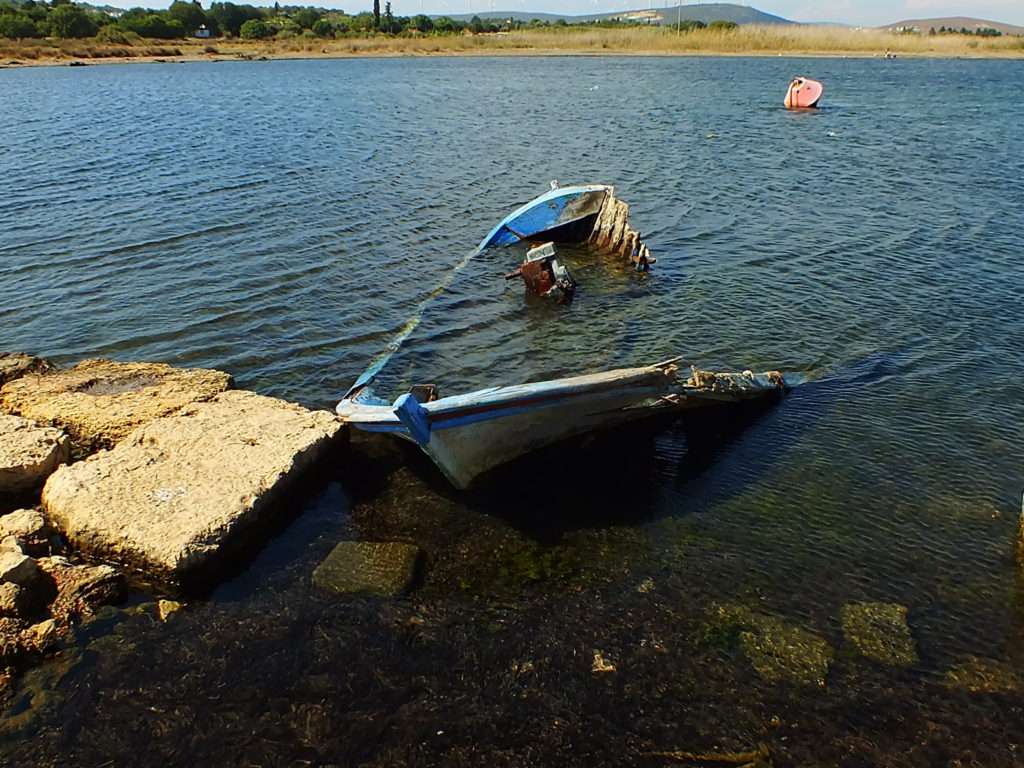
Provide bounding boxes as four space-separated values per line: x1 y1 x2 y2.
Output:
465 400 782 538
383 351 912 542
652 350 917 512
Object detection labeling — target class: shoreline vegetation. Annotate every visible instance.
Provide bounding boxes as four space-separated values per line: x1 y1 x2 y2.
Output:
3 26 1024 67
1 0 1023 67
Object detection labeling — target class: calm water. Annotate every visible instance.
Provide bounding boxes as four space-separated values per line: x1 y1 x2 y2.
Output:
1 56 1023 765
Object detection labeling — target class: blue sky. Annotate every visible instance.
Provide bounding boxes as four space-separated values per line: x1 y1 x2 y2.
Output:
105 1 1024 27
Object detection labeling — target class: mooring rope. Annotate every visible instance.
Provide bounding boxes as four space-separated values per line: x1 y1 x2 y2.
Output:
344 246 482 398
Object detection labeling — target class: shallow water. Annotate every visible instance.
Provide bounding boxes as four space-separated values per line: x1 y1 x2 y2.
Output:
1 55 1023 765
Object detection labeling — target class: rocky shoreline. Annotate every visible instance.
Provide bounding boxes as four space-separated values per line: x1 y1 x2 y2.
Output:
0 351 421 705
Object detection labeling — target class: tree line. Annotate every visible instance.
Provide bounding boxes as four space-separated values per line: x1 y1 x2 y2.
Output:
929 25 1003 37
0 0 743 41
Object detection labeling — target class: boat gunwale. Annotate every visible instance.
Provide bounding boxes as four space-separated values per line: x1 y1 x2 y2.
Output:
476 183 612 251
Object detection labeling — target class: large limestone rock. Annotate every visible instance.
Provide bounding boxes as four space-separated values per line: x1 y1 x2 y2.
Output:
0 358 232 451
0 415 70 495
42 391 342 585
313 541 421 597
0 353 52 387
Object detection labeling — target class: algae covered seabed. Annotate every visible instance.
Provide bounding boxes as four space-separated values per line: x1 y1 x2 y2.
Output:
2 56 1024 764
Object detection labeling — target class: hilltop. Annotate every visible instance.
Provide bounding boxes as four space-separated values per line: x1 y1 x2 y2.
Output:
883 17 1024 36
443 3 795 26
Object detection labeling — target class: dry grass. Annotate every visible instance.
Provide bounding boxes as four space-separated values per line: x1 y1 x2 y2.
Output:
2 25 1022 66
0 37 181 61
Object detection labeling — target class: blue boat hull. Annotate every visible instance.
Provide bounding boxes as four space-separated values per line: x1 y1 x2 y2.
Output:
478 184 611 251
337 361 788 489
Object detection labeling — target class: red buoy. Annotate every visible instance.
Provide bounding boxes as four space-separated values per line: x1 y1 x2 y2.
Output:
785 77 824 109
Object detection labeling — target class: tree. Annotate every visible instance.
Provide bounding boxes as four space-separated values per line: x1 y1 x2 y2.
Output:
411 13 431 33
48 4 97 38
118 13 184 38
168 0 207 33
383 1 394 33
349 11 374 32
0 13 41 38
292 8 321 28
708 20 738 31
310 17 332 36
239 17 272 38
469 14 483 33
372 0 379 29
209 3 263 37
433 16 457 33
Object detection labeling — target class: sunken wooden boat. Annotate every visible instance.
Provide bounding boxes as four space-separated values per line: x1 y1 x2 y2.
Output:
479 182 655 270
337 359 787 490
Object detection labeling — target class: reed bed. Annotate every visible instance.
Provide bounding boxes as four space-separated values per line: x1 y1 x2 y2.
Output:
2 25 1022 66
227 26 1024 58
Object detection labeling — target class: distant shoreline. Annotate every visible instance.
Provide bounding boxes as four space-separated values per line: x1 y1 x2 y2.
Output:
3 27 1022 69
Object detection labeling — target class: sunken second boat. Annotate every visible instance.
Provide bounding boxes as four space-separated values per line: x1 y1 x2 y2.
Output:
479 182 655 271
337 359 787 490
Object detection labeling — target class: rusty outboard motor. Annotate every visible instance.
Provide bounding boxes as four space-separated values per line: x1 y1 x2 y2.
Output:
505 242 577 304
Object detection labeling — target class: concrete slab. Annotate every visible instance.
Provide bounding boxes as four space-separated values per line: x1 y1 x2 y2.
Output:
42 391 342 587
1 358 232 451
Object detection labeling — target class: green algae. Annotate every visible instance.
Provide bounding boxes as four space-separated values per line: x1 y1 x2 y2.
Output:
944 656 1022 694
840 602 918 667
0 647 82 741
699 603 833 687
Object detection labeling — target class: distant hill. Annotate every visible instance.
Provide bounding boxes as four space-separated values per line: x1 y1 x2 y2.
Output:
443 3 795 26
883 17 1024 36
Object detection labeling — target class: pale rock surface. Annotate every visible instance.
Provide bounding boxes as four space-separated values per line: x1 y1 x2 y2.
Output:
21 618 57 653
0 358 232 450
0 582 22 618
0 508 49 556
0 414 70 495
0 550 38 587
42 391 342 584
313 541 421 597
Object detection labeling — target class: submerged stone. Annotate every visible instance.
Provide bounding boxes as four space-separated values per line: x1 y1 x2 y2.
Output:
591 650 616 674
0 358 232 451
312 541 421 597
840 602 918 667
703 603 833 687
157 599 183 621
944 656 1022 694
0 646 83 739
41 391 342 586
0 415 70 496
